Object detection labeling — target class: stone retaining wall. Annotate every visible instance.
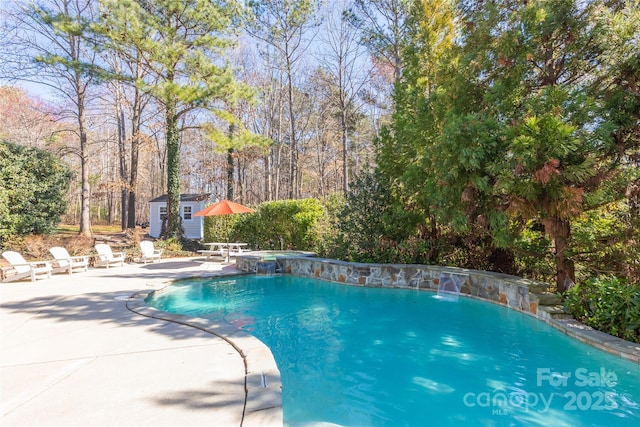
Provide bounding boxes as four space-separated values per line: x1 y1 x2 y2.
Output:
236 255 550 317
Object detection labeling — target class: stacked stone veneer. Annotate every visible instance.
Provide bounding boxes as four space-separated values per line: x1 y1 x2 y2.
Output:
236 255 550 317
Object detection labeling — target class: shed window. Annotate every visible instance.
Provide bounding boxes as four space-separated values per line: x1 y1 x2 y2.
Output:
159 206 167 222
183 206 192 220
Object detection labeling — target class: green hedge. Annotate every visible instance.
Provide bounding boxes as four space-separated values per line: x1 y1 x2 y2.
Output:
564 277 640 344
204 199 326 252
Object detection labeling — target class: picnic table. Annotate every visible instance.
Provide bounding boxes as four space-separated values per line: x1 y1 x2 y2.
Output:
198 242 249 262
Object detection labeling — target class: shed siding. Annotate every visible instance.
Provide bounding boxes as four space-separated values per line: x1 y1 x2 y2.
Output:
149 202 163 238
181 202 204 239
149 200 206 239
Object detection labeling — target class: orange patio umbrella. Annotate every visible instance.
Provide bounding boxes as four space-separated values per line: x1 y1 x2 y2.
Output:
193 199 254 217
193 200 254 246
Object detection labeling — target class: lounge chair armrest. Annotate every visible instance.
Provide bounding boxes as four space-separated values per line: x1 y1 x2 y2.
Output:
5 262 32 268
112 252 126 258
32 261 52 269
69 255 89 262
7 261 50 269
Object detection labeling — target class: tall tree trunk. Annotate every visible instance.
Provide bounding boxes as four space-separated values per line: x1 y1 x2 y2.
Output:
317 139 325 197
264 151 272 201
286 54 298 199
237 157 245 203
164 100 182 239
544 217 575 293
275 143 282 200
341 103 349 194
227 122 236 200
77 84 91 237
116 96 128 231
127 142 139 228
127 84 142 229
227 148 234 200
127 150 139 228
107 193 113 224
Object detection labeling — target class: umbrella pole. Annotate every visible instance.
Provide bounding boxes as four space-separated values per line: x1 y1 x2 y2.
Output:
225 216 230 263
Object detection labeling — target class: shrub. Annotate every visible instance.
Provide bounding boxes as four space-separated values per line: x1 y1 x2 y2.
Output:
564 277 640 344
327 171 427 263
0 141 73 249
570 202 640 284
312 194 345 258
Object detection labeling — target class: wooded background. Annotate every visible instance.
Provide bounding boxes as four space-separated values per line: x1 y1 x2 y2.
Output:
1 0 385 231
1 0 639 292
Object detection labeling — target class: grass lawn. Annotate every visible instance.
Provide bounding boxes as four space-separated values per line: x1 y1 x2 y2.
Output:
55 224 125 235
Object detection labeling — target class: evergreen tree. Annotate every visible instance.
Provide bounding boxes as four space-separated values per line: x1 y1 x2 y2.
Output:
382 0 640 291
344 0 412 84
375 0 457 263
99 0 249 239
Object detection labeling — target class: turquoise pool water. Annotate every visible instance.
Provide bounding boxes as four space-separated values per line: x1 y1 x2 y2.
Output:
147 275 640 426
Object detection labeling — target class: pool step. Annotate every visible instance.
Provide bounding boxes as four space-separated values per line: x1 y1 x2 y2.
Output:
542 304 573 319
536 292 563 306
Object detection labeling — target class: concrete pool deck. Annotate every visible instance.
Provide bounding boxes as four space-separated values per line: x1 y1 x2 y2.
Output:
0 257 281 427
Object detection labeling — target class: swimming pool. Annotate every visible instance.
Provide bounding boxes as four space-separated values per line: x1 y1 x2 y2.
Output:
147 275 640 426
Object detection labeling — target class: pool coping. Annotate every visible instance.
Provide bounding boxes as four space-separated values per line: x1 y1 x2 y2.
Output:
542 316 640 364
127 277 283 427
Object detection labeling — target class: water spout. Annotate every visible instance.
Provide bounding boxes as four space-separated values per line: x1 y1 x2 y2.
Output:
436 273 468 302
255 260 277 276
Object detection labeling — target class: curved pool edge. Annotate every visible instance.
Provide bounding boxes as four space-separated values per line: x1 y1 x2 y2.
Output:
459 286 640 364
542 315 640 364
459 289 640 365
238 255 640 364
126 280 283 427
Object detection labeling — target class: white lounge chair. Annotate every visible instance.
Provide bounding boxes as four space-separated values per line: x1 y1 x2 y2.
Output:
139 240 163 263
94 243 126 268
1 251 52 282
49 247 89 274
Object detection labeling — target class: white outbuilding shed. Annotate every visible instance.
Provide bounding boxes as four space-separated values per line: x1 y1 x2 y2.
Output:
148 193 211 239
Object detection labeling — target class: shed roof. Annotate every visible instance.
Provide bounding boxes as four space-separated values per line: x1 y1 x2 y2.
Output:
149 193 211 203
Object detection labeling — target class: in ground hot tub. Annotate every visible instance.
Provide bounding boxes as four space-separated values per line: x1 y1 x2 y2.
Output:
236 250 316 274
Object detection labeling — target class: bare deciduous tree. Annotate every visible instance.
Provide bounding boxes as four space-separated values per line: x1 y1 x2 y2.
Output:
245 0 322 199
2 0 99 236
319 1 373 193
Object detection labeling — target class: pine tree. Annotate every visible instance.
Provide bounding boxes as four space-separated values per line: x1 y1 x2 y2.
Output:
99 0 249 239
